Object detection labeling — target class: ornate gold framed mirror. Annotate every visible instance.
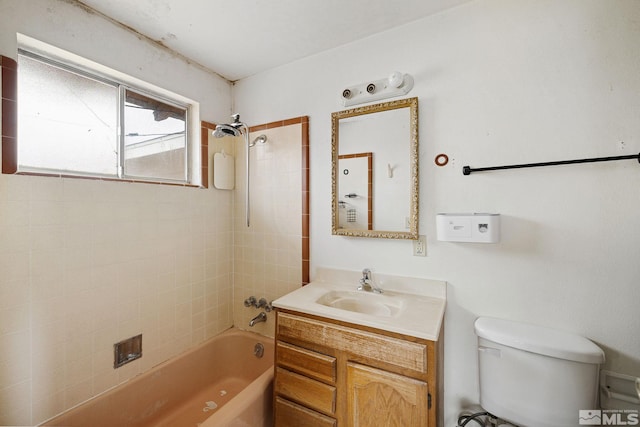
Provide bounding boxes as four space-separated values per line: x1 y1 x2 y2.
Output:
331 97 419 239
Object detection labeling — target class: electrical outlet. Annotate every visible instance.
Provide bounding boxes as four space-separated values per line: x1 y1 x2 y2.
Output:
413 235 427 257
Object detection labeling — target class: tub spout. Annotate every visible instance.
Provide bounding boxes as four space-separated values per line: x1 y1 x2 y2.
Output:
249 312 267 327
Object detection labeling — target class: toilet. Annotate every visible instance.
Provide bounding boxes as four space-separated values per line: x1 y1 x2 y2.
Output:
474 317 605 427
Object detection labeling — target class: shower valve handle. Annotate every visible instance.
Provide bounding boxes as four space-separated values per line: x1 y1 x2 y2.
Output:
244 296 257 307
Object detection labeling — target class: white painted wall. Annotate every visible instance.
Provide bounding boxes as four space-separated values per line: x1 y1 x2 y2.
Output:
234 0 640 424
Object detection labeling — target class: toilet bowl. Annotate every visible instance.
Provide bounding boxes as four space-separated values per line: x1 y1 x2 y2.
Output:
475 317 605 427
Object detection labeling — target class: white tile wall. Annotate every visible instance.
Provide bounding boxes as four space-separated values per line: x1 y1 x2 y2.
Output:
233 124 304 336
0 134 234 425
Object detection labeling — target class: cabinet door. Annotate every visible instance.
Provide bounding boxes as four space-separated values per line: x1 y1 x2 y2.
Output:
346 362 429 427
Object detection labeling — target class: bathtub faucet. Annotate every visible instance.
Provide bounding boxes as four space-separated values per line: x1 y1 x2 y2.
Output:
249 312 267 327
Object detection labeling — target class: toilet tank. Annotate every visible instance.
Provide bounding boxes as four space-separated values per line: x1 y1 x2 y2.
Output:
474 317 605 427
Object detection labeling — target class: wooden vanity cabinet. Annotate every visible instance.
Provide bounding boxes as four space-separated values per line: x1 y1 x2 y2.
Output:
274 309 443 427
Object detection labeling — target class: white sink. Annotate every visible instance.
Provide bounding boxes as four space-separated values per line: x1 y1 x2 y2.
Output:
272 268 447 341
316 290 404 317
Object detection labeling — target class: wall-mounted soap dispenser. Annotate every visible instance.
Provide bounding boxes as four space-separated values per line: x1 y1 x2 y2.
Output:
436 213 500 243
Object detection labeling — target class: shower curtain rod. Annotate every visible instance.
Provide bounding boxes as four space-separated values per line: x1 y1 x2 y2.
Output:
462 152 640 176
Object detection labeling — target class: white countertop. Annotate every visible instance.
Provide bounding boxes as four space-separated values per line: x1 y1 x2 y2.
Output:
272 268 447 341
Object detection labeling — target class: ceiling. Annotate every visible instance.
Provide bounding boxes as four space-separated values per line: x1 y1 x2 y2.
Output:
78 0 472 81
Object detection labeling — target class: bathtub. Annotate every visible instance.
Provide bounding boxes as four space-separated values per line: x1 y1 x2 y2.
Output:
42 328 274 427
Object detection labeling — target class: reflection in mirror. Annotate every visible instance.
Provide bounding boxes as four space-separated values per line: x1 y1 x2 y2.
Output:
331 97 418 239
338 153 372 230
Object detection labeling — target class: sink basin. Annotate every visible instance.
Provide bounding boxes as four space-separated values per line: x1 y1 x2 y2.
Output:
316 290 404 317
272 267 447 340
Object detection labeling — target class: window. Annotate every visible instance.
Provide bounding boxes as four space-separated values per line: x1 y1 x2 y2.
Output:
123 90 187 181
15 39 199 184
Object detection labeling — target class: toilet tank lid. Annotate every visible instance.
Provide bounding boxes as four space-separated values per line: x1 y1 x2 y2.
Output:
474 317 605 364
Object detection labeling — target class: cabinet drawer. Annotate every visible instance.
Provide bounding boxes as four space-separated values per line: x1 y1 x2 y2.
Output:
275 367 336 416
275 397 337 427
277 312 428 374
277 341 337 384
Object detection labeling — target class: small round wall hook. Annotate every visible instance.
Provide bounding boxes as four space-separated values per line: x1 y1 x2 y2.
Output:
435 153 449 167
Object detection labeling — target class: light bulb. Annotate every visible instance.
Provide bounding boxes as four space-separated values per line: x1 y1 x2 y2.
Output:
388 71 404 88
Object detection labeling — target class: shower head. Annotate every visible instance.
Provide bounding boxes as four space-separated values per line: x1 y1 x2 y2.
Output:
212 113 247 138
213 123 242 138
211 113 254 228
249 134 267 147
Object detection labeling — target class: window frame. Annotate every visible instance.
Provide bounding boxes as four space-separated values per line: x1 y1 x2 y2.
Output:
119 85 190 183
9 34 201 186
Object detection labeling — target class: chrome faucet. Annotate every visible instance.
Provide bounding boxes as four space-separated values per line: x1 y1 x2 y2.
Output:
357 268 383 294
249 312 267 327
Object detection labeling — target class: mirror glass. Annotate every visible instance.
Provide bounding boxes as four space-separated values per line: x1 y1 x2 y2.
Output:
331 97 418 239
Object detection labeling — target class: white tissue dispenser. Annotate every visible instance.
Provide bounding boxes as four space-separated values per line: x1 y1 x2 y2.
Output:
436 213 500 243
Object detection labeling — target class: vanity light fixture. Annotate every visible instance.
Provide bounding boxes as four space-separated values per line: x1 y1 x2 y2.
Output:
340 71 414 107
